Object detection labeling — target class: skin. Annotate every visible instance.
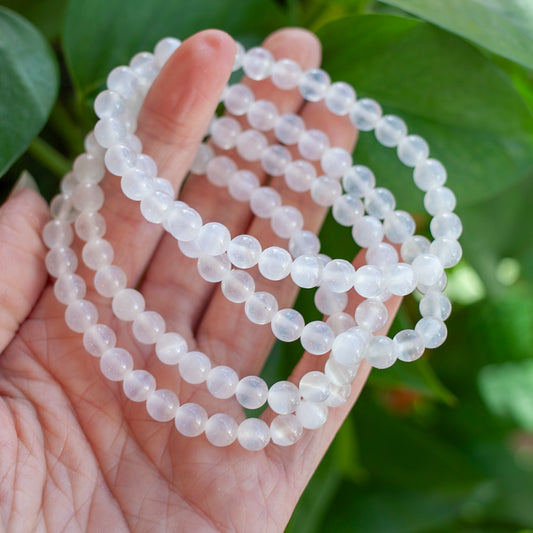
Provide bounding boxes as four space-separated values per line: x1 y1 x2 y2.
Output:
0 29 400 532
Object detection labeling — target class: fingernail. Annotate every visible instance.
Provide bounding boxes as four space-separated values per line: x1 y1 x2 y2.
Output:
8 170 40 199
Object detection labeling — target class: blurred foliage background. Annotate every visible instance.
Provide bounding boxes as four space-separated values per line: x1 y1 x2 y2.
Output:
1 0 533 531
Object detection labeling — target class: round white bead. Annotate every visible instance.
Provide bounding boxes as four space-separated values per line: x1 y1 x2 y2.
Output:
100 347 133 381
236 129 268 161
271 308 305 342
349 98 382 131
244 291 278 325
243 47 274 81
228 170 259 202
154 37 181 67
386 262 418 296
221 269 255 303
123 369 156 402
366 242 399 269
353 265 385 298
261 145 292 176
82 238 114 270
314 285 348 315
397 135 429 167
284 160 316 192
120 168 152 201
332 194 364 226
364 187 396 219
206 365 239 399
326 312 356 335
197 253 231 282
415 317 447 349
132 311 165 344
94 265 127 298
299 68 330 101
326 383 352 407
271 205 303 239
72 184 104 213
275 114 305 145
355 299 388 332
394 329 425 362
296 401 328 429
65 299 98 333
190 143 214 175
112 288 145 321
343 165 376 197
75 211 106 241
298 129 330 161
299 371 331 403
43 220 74 248
268 381 300 415
223 83 254 115
227 234 262 268
250 187 281 218
270 414 303 446
430 213 463 240
414 158 447 191
83 323 116 357
104 143 136 176
291 254 323 288
140 191 172 223
331 327 369 367
146 389 179 422
235 376 268 409
54 272 86 305
206 155 237 187
352 216 384 248
325 81 356 115
321 147 352 178
196 222 231 256
322 259 355 293
179 351 211 384
325 357 359 386
311 176 342 206
365 336 397 369
383 210 416 243
375 115 407 147
211 117 241 150
424 186 456 216
301 321 335 355
272 58 302 89
419 290 452 320
238 418 270 451
401 235 431 264
175 403 208 437
412 253 444 286
155 332 188 365
165 203 202 242
289 230 320 257
247 99 278 132
429 237 462 268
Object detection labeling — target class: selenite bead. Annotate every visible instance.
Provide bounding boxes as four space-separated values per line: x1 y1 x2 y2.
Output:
349 98 382 131
130 52 158 82
289 230 320 257
236 129 268 161
322 259 355 293
270 414 303 446
397 135 429 167
205 413 238 447
326 383 351 407
100 348 133 381
296 401 328 429
84 131 105 157
250 187 281 218
412 253 444 286
414 158 447 191
332 194 364 226
196 222 231 256
365 335 397 369
326 312 356 335
146 389 179 422
50 193 77 222
383 210 416 243
244 291 278 325
236 376 269 409
190 143 214 174
233 42 245 71
206 365 239 399
72 184 104 212
291 254 323 288
197 253 231 282
104 143 136 175
175 403 207 437
73 153 105 184
140 191 172 223
430 213 463 240
151 176 174 197
325 81 356 115
121 168 152 200
221 269 255 303
355 299 388 332
301 321 335 355
420 290 452 320
342 165 376 197
248 99 278 131
271 205 303 239
418 272 448 294
94 265 127 297
223 83 254 115
46 247 78 277
375 115 407 147
261 145 292 176
54 273 86 305
311 176 342 206
394 329 425 362
424 186 456 216
321 147 352 178
165 202 202 242
82 238 114 270
60 171 78 195
314 285 348 315
271 308 305 342
106 65 141 100
299 371 331 403
401 235 431 263
298 129 330 160
365 187 396 219
124 131 142 150
112 288 145 321
95 89 126 118
227 234 262 268
179 351 211 384
284 160 316 192
132 311 165 344
386 262 418 296
415 317 447 349
243 47 274 80
429 237 462 268
179 238 201 258
136 154 157 176
366 242 399 269
83 323 116 357
299 68 330 101
274 114 305 145
94 117 127 148
268 381 300 414
258 247 292 281
123 369 156 402
331 327 369 367
65 299 98 333
272 58 302 89
156 332 188 365
238 418 270 451
43 220 74 248
206 155 237 187
325 357 359 386
211 117 242 149
353 265 385 298
154 37 181 67
352 216 384 248
228 170 259 202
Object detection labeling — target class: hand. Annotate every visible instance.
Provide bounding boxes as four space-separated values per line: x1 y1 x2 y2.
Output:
0 28 400 532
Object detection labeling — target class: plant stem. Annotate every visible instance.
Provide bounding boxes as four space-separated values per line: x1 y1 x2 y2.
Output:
49 100 86 156
28 137 70 178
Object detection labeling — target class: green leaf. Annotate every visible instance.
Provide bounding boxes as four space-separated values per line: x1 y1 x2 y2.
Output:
0 7 59 178
317 15 533 209
379 0 533 70
63 0 286 99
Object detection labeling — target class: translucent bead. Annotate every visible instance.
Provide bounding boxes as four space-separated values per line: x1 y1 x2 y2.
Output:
270 205 303 239
325 357 359 386
418 272 448 295
132 311 165 344
383 210 416 243
54 273 86 305
349 98 382 131
355 299 388 332
228 170 259 202
206 156 237 187
238 418 270 451
243 47 274 80
205 413 238 447
343 165 376 197
206 366 239 399
227 234 262 268
233 42 245 71
394 329 425 362
197 253 231 282
156 332 188 365
322 259 355 293
430 213 463 240
270 414 303 446
414 159 447 191
248 99 278 131
210 117 241 149
94 89 126 118
325 81 356 115
104 143 136 176
397 135 429 167
364 187 396 219
299 371 331 403
146 389 179 422
151 176 173 198
298 129 330 160
326 312 356 335
261 145 292 176
415 317 447 349
130 51 158 82
365 335 397 369
284 160 316 192
223 83 254 116
60 171 78 195
429 238 462 268
50 194 77 223
352 216 384 248
124 132 142 151
296 401 328 429
43 220 73 249
326 383 351 407
366 242 398 269
190 143 214 174
121 168 152 200
140 191 172 223
331 327 369 367
275 114 305 145
299 68 330 101
175 403 207 437
84 132 105 157
94 265 126 298
82 238 114 270
301 321 335 355
375 115 407 147
83 323 116 357
268 381 300 415
401 235 430 263
250 187 281 218
136 154 157 176
311 176 342 206
196 222 231 256
100 347 133 381
221 269 255 303
64 299 97 333
353 265 385 298
420 290 452 320
106 65 141 100
271 308 305 342
123 369 156 402
244 291 278 325
236 129 268 161
72 153 105 184
332 194 364 226
424 186 456 216
412 253 444 286
94 118 127 148
291 254 323 288
272 58 302 89
112 288 145 321
386 262 417 296
165 203 202 242
321 147 352 178
179 351 211 384
154 37 181 67
71 184 104 212
258 247 292 281
178 238 201 258
289 230 320 257
235 376 268 409
314 285 348 315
